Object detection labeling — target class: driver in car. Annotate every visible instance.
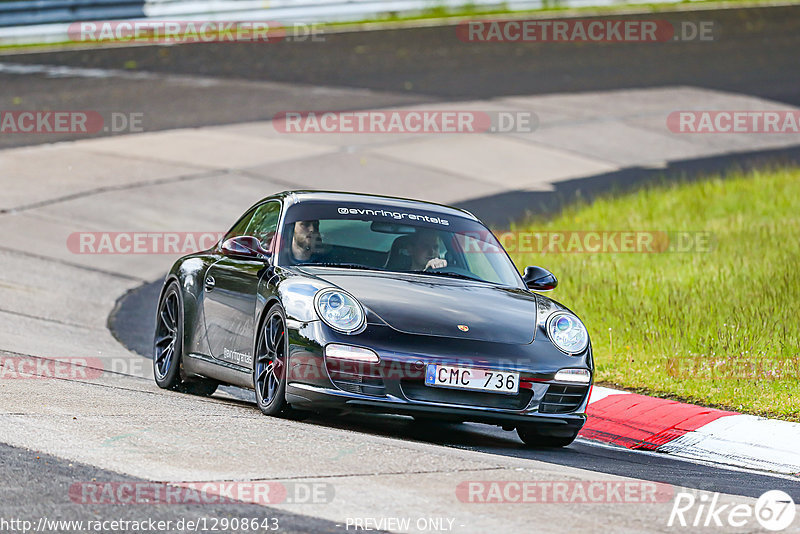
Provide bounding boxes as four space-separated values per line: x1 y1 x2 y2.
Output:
410 229 447 271
290 220 328 264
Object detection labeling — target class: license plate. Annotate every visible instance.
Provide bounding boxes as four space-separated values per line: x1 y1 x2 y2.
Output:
425 365 519 394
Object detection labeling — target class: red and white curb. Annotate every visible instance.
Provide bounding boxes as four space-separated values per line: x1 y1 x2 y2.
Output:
580 386 800 475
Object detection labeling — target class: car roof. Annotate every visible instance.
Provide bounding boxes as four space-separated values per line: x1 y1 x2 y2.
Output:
266 190 478 220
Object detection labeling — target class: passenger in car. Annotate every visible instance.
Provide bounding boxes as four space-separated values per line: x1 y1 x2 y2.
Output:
409 229 448 271
385 228 447 271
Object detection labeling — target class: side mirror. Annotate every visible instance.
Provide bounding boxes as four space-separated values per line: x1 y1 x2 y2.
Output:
221 236 270 260
522 266 558 291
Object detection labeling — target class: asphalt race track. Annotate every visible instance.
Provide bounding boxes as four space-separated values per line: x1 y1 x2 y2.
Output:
110 280 800 502
2 4 800 532
0 442 349 533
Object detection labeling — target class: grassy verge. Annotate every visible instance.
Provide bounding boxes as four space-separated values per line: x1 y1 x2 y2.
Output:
1 0 794 52
324 0 794 28
508 167 800 421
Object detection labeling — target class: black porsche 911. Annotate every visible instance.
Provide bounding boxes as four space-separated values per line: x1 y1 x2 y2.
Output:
153 191 593 447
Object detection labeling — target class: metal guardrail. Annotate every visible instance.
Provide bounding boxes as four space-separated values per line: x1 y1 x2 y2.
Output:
0 1 146 28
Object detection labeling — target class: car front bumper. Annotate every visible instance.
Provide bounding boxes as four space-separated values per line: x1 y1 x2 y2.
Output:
287 382 586 433
284 320 591 434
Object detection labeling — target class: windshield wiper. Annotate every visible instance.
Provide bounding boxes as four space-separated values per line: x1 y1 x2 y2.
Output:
407 270 484 283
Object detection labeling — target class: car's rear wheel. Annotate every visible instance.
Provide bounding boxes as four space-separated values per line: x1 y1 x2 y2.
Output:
153 281 218 396
254 304 289 416
516 424 578 448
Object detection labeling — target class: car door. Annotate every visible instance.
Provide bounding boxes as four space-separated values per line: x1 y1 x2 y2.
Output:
202 200 281 369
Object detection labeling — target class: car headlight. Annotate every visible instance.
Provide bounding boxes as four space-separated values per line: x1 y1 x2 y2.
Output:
314 288 365 334
546 312 589 354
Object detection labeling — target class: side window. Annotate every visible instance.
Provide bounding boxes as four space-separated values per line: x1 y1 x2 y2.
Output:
222 207 257 243
244 202 281 251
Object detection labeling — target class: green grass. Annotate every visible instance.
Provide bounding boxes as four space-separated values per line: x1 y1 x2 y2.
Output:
318 0 795 29
508 167 800 421
321 0 795 27
1 0 794 52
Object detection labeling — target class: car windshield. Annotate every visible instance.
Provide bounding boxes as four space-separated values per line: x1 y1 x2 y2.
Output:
277 202 523 287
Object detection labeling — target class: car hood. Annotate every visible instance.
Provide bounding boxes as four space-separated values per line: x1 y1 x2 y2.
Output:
302 268 536 344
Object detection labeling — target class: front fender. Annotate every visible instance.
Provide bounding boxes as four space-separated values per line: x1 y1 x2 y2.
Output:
276 274 329 323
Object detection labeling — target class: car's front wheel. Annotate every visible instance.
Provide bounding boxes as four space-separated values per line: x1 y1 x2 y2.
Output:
516 424 578 448
153 281 218 396
253 304 289 416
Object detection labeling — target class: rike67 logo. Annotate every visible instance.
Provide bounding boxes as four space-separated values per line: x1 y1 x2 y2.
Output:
669 490 796 531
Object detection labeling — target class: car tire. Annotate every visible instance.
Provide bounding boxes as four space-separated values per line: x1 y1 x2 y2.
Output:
516 425 578 448
253 304 290 416
153 281 218 396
